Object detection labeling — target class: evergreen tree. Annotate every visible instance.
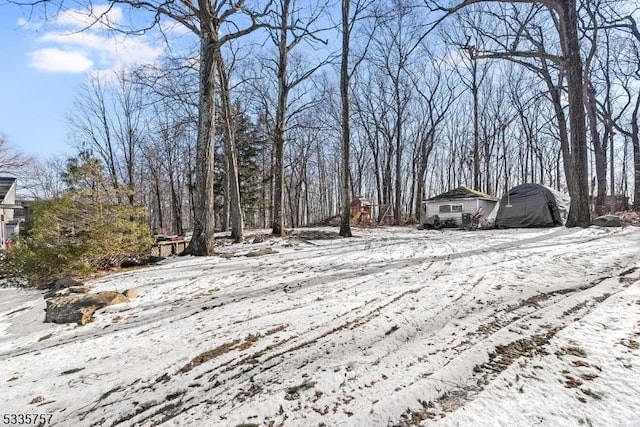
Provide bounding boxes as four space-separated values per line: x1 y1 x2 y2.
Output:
3 153 153 286
214 101 264 229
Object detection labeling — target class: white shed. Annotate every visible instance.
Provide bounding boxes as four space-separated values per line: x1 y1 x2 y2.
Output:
422 186 498 228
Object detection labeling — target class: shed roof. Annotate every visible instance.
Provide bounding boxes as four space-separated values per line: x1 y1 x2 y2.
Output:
426 186 497 201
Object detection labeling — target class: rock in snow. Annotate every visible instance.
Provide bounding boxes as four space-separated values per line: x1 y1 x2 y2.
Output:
123 288 140 299
593 214 623 227
44 291 129 325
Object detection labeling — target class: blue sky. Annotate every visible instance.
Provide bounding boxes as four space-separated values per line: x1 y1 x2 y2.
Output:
0 2 334 162
1 6 79 160
0 3 168 160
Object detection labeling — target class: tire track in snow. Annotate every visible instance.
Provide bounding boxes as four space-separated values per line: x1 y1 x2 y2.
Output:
168 229 613 424
16 226 638 427
5 227 591 360
69 287 427 426
95 234 620 424
222 228 637 426
55 237 438 424
396 268 636 424
62 231 463 425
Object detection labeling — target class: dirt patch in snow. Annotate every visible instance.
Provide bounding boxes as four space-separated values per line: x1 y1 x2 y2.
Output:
404 327 562 424
179 339 241 373
290 230 342 240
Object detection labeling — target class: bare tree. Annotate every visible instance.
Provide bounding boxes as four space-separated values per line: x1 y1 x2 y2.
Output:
581 0 608 215
25 0 273 254
365 0 425 224
445 13 493 192
424 0 592 226
353 71 394 223
411 55 458 219
216 50 244 242
68 73 123 200
0 135 33 177
594 11 640 209
143 106 192 235
338 0 375 237
266 0 332 236
21 157 67 200
609 42 640 210
135 54 199 234
339 0 354 237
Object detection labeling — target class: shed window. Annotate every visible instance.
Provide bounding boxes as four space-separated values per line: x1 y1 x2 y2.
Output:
439 204 463 213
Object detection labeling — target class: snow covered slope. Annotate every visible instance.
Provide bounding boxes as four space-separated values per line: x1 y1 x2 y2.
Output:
1 226 639 426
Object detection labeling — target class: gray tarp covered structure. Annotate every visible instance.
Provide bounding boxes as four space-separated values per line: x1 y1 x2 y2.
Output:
495 183 570 228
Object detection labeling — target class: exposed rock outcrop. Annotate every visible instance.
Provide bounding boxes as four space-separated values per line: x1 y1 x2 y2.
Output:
45 292 129 325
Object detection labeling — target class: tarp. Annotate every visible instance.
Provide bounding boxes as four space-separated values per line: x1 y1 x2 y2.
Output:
495 184 570 228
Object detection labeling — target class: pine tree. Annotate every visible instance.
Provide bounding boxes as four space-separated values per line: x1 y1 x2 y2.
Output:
4 153 153 286
214 101 264 229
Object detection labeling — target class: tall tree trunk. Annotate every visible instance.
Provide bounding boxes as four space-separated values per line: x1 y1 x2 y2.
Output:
185 31 218 255
472 64 480 190
167 157 183 235
608 127 614 211
415 131 434 221
560 0 591 227
587 82 607 216
154 175 163 233
394 112 403 224
217 54 244 242
583 16 606 216
272 0 290 236
632 103 640 210
272 104 286 235
484 137 491 195
260 143 267 228
383 152 393 222
415 161 425 222
339 0 352 237
170 181 183 236
220 155 230 232
546 81 574 192
372 146 383 223
187 143 196 230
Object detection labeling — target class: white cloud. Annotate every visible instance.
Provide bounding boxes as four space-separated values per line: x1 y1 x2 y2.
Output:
27 5 164 75
16 17 43 31
113 38 164 68
53 5 123 30
28 48 93 73
41 32 111 52
38 31 163 70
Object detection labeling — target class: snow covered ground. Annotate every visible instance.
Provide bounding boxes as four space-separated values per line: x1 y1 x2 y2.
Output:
1 226 639 427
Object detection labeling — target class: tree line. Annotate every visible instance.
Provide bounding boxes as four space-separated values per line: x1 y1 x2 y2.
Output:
11 0 640 253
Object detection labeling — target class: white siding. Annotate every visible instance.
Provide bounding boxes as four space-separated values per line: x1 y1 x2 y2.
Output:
1 183 16 222
0 180 17 248
423 198 497 225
